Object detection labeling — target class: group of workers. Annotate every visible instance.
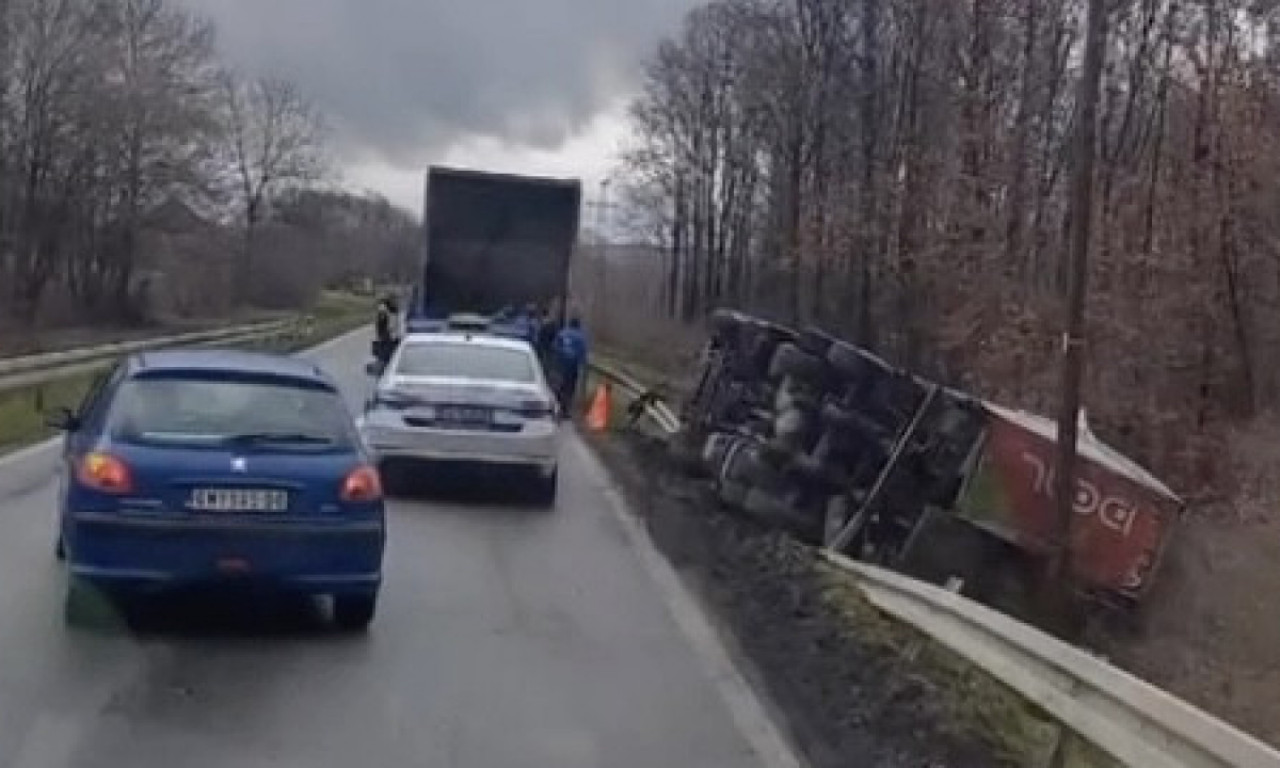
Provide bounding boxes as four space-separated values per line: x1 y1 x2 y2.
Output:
496 304 589 417
375 297 589 417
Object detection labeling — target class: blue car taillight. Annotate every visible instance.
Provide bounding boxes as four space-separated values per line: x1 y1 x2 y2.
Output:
341 465 383 502
77 452 134 495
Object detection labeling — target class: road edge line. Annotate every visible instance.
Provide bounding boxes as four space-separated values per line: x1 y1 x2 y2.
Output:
572 437 808 768
0 438 60 471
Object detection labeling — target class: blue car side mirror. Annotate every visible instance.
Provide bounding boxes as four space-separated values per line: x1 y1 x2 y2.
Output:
44 407 80 432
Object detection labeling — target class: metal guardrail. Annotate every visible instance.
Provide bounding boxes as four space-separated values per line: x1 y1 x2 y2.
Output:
821 551 1280 768
0 318 304 396
587 359 681 434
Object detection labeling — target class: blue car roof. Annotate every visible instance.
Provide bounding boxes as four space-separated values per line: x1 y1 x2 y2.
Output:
128 349 332 387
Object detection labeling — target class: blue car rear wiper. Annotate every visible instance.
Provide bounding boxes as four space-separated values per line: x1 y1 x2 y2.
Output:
222 432 335 446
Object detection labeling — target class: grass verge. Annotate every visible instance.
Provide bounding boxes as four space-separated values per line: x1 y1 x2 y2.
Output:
0 371 101 454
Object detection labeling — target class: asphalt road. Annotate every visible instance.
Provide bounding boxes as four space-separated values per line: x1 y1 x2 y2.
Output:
0 331 795 768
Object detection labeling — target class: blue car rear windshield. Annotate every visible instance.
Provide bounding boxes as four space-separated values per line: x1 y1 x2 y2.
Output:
107 375 353 448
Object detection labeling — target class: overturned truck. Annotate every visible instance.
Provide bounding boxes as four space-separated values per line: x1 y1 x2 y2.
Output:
682 310 1181 607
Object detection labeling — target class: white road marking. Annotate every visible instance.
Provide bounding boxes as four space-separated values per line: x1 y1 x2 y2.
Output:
0 438 59 471
571 437 807 768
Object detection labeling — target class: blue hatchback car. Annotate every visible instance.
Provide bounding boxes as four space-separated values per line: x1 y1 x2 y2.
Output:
50 350 385 630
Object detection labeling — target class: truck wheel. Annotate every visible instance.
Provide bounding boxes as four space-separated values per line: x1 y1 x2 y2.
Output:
726 330 774 380
775 377 820 414
798 327 837 358
827 341 887 386
721 438 765 485
710 309 750 340
701 433 735 474
742 444 788 495
771 407 817 458
769 343 826 384
792 452 848 491
820 402 865 434
742 487 790 526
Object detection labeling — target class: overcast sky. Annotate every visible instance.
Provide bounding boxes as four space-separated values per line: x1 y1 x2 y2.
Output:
183 0 693 214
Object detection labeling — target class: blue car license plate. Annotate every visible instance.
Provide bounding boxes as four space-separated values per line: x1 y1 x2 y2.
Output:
188 488 289 512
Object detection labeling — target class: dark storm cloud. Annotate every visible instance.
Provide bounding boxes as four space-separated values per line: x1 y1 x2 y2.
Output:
185 0 694 165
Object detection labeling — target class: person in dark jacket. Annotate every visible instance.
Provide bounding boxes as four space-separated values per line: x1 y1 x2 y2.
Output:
536 309 560 361
374 299 393 343
373 296 398 363
552 316 589 416
521 303 541 346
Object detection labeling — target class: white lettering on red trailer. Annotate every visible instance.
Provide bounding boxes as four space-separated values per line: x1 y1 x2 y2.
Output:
1020 452 1138 537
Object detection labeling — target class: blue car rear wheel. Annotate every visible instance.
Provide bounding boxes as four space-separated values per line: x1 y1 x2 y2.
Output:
333 592 377 631
63 579 126 628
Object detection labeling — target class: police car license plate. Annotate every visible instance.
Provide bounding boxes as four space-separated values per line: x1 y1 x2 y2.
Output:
437 406 491 425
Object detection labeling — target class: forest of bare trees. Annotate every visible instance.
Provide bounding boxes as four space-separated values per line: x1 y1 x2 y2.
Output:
0 0 413 327
621 0 1280 488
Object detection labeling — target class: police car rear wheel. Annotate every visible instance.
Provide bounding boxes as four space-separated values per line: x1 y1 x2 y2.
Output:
531 469 558 507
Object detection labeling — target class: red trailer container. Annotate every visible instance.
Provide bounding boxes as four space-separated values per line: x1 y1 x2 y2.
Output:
955 405 1181 601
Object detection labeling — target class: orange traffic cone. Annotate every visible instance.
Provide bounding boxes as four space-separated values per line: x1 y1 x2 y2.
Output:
586 381 611 432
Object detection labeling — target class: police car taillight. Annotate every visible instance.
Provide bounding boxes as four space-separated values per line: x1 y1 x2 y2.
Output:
372 389 414 410
515 398 556 420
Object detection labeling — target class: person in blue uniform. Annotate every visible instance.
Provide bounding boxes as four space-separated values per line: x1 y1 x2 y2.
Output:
552 316 589 417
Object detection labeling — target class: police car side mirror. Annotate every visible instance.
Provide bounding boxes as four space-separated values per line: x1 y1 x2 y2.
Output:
365 359 385 377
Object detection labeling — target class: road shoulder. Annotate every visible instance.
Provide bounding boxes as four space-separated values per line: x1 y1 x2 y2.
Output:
571 437 807 768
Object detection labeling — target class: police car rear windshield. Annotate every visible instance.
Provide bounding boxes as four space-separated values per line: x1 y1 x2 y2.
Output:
108 376 355 448
395 342 535 383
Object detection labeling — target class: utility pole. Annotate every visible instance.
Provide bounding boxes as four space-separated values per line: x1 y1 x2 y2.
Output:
1051 0 1108 582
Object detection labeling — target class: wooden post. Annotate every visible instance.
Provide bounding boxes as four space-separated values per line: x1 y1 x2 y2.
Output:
1051 0 1108 581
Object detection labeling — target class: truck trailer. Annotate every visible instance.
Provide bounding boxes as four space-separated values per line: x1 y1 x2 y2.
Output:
408 166 582 331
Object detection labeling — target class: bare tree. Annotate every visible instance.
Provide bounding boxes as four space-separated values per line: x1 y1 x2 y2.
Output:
1 0 102 321
619 0 1280 489
220 73 326 293
87 0 221 315
0 0 332 324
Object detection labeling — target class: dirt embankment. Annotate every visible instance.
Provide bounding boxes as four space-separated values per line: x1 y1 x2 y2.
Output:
590 429 1118 768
